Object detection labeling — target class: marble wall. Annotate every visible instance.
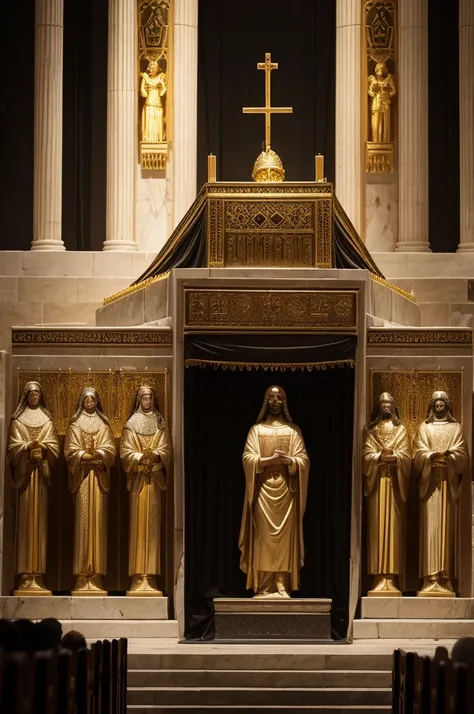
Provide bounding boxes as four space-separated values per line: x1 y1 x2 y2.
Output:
135 163 173 252
365 180 399 253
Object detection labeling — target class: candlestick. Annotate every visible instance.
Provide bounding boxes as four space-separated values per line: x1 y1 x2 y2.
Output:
208 154 217 183
315 154 325 182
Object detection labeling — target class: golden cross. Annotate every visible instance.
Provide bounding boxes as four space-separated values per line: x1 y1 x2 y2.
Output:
242 53 293 150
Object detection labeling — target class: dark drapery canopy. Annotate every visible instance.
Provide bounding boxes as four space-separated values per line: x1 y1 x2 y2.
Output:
183 333 356 641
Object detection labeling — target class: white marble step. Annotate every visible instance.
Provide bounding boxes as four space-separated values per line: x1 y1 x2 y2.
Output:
361 596 474 620
127 686 391 707
0 596 169 621
353 618 474 640
61 619 178 639
128 669 391 689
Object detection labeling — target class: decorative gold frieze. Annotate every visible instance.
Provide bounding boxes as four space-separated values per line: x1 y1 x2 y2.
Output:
364 1 397 174
18 371 168 438
184 289 358 332
367 329 472 345
139 0 172 174
12 329 172 346
370 371 463 441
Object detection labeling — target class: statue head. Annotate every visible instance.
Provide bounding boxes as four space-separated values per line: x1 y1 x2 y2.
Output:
70 387 110 426
375 62 388 79
256 385 292 423
128 386 166 427
147 59 160 77
425 391 456 423
11 381 52 421
368 391 400 428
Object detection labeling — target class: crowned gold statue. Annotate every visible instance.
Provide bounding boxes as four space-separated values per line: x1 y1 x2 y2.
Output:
8 381 59 595
362 393 412 596
239 386 309 598
368 61 396 143
140 58 167 143
414 391 468 597
120 386 172 596
65 387 116 596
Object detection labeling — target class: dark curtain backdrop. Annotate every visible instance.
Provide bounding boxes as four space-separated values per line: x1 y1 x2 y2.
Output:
428 0 460 253
0 0 107 251
197 0 336 189
184 335 355 641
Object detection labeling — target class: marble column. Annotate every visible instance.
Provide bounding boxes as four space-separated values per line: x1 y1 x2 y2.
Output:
32 0 65 251
336 0 362 235
395 0 430 252
173 0 198 229
103 0 137 251
457 0 474 252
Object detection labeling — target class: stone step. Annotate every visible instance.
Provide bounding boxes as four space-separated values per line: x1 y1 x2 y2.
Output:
127 687 391 707
128 653 393 672
128 669 391 689
353 618 474 640
127 704 392 714
0 595 169 621
361 596 474 620
60 619 178 639
418 301 474 327
128 707 391 713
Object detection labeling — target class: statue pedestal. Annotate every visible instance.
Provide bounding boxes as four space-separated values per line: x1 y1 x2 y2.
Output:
213 598 332 642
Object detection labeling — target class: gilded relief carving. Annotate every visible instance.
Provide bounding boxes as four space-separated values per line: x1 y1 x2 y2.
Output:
370 371 463 441
364 1 396 173
18 371 168 438
185 289 358 332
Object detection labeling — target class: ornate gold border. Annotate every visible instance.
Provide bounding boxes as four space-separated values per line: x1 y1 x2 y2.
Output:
184 288 359 332
12 329 173 346
315 198 332 268
368 329 472 345
370 273 415 303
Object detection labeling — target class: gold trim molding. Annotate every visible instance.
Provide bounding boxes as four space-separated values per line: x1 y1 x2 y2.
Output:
185 358 355 371
368 329 472 346
184 288 358 332
12 329 173 346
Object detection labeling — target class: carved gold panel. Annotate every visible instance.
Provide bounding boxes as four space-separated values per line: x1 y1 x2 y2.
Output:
370 370 463 441
207 196 332 269
184 289 358 332
12 329 172 346
18 371 169 438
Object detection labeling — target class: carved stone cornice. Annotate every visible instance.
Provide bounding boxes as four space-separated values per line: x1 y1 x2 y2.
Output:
368 329 472 345
12 329 173 347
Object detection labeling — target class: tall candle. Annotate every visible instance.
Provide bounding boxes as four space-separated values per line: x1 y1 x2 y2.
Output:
208 154 217 183
315 154 324 182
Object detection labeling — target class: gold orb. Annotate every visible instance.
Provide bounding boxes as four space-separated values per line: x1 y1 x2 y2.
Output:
252 148 285 182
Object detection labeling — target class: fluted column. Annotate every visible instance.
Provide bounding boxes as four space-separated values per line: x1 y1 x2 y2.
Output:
396 0 430 252
103 0 137 251
173 0 198 229
457 0 474 252
336 1 362 234
32 0 65 250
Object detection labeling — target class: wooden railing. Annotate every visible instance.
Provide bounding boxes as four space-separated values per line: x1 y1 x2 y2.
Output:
393 648 470 714
0 637 127 714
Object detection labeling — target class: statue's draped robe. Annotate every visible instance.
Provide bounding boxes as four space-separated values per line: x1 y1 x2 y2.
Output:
8 410 59 575
414 420 467 579
120 415 172 576
362 420 411 576
65 416 116 576
239 422 309 592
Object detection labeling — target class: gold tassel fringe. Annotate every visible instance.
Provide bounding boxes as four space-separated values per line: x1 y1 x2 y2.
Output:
185 358 355 372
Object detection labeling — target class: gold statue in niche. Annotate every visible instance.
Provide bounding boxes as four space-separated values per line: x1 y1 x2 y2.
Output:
141 59 167 143
362 393 411 597
368 62 396 144
65 387 116 596
239 386 309 598
414 391 468 597
120 387 172 596
8 382 59 595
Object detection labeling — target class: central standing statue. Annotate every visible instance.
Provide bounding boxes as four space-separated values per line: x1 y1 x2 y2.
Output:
65 387 116 595
239 386 309 598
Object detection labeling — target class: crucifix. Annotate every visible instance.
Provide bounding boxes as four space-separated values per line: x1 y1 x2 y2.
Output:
243 53 293 151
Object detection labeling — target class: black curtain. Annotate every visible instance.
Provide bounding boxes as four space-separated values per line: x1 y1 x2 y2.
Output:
428 0 459 253
62 0 107 250
184 334 355 641
197 0 335 189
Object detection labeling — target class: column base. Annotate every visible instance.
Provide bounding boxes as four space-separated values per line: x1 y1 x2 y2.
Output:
102 240 138 252
30 239 66 251
394 241 431 253
456 242 474 253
